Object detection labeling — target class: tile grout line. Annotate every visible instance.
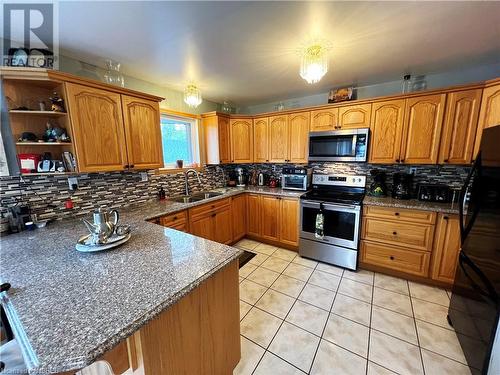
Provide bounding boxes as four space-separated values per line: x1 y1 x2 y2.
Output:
408 280 427 375
366 273 375 375
246 245 315 374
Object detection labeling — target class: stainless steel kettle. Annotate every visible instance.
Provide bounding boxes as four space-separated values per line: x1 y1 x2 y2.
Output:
82 207 119 244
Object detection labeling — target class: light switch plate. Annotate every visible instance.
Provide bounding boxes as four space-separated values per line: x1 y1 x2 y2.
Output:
68 177 78 190
140 172 148 182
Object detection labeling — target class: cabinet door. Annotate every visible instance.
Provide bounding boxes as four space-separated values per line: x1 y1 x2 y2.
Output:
214 207 233 245
310 108 339 132
474 83 500 157
66 83 127 172
230 119 253 163
231 194 247 242
219 116 232 164
189 214 213 240
369 99 405 164
247 194 261 237
279 198 299 247
253 117 269 163
269 115 289 162
430 214 460 284
121 95 163 170
401 94 446 164
338 103 372 129
260 196 280 242
288 112 310 163
439 89 481 165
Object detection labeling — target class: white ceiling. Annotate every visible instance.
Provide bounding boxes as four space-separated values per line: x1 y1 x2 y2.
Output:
54 1 500 106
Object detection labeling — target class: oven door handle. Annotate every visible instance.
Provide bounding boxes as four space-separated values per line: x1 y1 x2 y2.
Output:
301 200 358 211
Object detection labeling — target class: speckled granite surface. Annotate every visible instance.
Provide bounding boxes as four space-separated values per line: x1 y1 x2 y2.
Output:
363 196 460 214
0 186 302 374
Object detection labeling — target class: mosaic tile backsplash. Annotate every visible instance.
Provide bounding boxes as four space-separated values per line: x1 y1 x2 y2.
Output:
0 166 226 221
0 162 469 222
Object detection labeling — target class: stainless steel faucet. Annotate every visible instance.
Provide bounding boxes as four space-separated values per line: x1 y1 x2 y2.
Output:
216 165 226 187
184 169 202 195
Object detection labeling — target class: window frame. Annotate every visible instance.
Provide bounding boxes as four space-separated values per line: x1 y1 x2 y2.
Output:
158 111 203 173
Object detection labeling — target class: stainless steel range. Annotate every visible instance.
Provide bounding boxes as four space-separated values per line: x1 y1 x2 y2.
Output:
299 174 366 270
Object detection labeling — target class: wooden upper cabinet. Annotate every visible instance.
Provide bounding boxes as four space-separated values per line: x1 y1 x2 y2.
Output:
230 119 253 163
253 117 269 163
439 89 482 165
279 198 299 247
401 94 446 164
66 83 128 172
369 99 405 164
203 114 231 164
310 108 338 132
431 214 461 284
269 115 289 162
218 116 232 163
474 83 500 157
121 95 163 170
338 103 372 129
288 112 310 163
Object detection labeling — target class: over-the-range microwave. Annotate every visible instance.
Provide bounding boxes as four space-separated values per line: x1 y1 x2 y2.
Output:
308 128 369 162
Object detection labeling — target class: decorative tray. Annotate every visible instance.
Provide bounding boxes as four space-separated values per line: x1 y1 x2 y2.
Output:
76 233 131 253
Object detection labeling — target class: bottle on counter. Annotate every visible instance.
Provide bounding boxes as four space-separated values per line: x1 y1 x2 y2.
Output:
158 187 166 200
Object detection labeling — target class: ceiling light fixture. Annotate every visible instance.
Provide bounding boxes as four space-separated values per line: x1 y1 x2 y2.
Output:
183 84 202 108
300 42 330 84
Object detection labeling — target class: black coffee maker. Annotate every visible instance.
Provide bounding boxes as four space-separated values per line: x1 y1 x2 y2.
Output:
392 173 413 199
369 169 387 196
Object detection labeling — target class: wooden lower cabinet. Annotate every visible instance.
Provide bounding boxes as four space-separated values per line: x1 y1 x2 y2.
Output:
247 194 261 237
189 199 232 244
361 205 460 286
279 198 299 247
361 240 430 277
260 195 281 241
231 195 247 242
430 214 461 284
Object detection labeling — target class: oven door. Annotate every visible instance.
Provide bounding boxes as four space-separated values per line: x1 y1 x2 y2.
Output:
282 174 306 190
300 200 361 249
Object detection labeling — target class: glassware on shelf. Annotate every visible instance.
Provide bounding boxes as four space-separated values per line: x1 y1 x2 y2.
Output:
103 59 125 87
411 75 427 92
221 101 232 114
401 74 412 94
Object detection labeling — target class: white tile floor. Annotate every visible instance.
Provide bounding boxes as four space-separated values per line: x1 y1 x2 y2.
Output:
233 238 476 375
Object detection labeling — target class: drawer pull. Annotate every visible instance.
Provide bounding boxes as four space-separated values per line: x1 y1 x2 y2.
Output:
212 213 216 217
392 231 397 235
443 216 449 220
173 216 178 220
394 212 400 216
390 256 395 260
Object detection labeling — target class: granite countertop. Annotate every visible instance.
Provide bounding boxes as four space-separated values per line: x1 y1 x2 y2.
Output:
363 195 460 214
0 186 302 374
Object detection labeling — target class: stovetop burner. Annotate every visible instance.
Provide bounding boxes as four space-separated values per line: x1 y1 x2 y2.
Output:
301 190 365 205
300 174 367 205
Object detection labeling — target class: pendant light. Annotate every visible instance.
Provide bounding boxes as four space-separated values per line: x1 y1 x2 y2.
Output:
183 84 202 108
300 43 329 84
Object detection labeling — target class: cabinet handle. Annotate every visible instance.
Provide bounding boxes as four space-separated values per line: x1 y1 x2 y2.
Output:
390 256 395 260
394 212 400 216
212 213 216 217
266 159 269 162
400 159 405 163
173 216 178 220
124 164 129 168
443 216 449 220
395 159 400 163
444 159 449 163
129 164 135 168
393 231 397 235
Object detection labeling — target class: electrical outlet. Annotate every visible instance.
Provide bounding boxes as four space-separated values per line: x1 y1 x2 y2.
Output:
140 172 148 182
409 167 417 175
68 177 78 191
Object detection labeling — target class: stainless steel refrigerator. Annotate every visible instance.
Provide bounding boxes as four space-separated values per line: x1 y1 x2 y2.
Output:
448 125 500 374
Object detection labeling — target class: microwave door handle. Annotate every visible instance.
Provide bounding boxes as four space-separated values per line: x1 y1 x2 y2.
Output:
351 135 357 156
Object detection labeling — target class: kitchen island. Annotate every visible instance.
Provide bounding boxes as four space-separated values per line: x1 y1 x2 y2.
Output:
0 199 243 374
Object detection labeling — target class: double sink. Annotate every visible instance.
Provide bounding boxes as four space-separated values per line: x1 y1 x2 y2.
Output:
169 190 227 204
